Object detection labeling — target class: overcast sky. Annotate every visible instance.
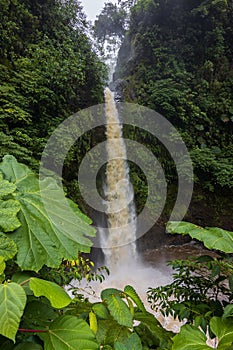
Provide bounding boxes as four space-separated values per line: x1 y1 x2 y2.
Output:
81 0 118 21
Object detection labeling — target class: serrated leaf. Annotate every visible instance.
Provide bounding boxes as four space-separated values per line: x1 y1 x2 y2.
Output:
210 317 233 347
0 175 16 197
92 303 109 319
0 256 6 275
172 325 212 350
124 285 146 312
38 315 99 350
0 155 95 271
167 221 233 253
0 282 27 341
105 294 133 328
29 278 71 308
0 199 21 232
0 234 18 260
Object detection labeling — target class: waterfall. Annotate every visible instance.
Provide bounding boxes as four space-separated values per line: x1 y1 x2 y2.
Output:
102 87 137 271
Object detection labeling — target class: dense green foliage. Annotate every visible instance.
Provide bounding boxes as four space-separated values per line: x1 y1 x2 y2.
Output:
0 157 173 348
147 221 233 349
1 164 232 349
1 0 233 348
0 0 107 169
94 2 127 41
115 0 233 201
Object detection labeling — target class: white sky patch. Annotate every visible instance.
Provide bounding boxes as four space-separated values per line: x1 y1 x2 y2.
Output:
81 0 118 21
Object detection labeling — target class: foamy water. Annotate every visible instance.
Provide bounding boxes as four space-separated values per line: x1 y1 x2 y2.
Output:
67 259 186 333
102 88 137 271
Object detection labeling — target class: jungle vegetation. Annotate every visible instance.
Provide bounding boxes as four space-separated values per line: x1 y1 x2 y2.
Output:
0 0 232 349
0 0 107 170
114 0 233 228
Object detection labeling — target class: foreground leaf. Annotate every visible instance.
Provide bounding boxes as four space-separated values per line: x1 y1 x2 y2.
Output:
172 325 212 350
124 285 146 312
92 303 109 319
29 278 71 308
0 173 16 197
38 315 99 350
0 199 21 233
0 234 18 260
0 155 95 271
0 171 21 232
210 317 233 347
105 294 133 328
0 283 26 341
167 221 233 253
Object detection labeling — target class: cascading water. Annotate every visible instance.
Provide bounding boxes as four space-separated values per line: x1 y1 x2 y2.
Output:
102 87 137 271
67 87 189 333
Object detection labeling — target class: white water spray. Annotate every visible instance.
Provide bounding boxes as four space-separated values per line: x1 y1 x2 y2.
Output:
102 87 137 271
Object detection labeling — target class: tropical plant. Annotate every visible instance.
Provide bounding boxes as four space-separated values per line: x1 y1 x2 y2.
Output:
147 221 233 349
0 155 174 349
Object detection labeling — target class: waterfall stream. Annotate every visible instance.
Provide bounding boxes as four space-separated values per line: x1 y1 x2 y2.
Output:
102 87 137 271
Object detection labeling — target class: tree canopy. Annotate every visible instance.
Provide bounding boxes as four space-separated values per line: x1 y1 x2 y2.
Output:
0 0 107 169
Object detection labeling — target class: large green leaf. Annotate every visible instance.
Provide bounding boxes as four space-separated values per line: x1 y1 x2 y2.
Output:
210 317 233 348
38 315 99 350
124 285 146 313
29 277 71 308
167 221 233 253
0 155 95 271
0 173 16 197
0 234 18 260
172 325 212 350
105 294 133 328
0 200 21 233
0 282 27 341
0 173 21 232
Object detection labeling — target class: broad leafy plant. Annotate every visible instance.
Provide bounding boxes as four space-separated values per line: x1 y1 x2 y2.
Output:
148 221 233 349
0 155 173 349
0 155 97 348
0 155 95 271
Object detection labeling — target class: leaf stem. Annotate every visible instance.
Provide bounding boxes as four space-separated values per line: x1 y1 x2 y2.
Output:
20 278 31 286
18 328 47 333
